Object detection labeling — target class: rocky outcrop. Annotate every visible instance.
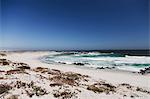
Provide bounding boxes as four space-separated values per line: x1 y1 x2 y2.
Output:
96 67 115 70
139 67 150 75
73 63 85 66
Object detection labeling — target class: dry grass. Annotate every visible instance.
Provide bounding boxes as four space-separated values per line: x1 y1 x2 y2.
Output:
0 84 12 94
33 67 49 73
17 65 30 70
49 72 89 86
0 53 7 57
87 82 116 94
53 89 78 99
50 83 63 87
6 69 26 75
0 59 11 65
14 81 48 97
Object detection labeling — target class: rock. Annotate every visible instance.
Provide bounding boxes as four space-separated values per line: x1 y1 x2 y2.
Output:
130 95 134 98
73 63 84 66
105 67 115 69
96 67 115 70
96 67 105 69
17 66 31 70
58 62 66 64
50 83 63 87
139 67 150 75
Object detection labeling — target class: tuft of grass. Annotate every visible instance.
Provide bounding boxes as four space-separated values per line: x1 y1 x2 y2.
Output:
17 65 30 70
53 89 78 99
0 53 7 57
14 81 48 98
0 84 12 94
50 72 89 86
87 82 116 94
33 67 49 73
0 59 10 65
136 87 150 94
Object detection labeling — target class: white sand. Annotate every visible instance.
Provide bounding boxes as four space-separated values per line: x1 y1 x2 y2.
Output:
1 51 150 99
4 52 150 88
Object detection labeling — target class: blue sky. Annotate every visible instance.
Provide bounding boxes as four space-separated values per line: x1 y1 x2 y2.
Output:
0 0 149 50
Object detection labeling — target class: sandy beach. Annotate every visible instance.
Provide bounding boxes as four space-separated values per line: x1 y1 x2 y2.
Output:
1 0 149 98
0 51 150 99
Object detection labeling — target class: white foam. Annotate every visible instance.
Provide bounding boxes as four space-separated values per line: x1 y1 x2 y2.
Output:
44 52 150 72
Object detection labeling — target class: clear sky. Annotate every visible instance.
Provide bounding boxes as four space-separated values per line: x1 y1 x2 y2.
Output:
0 0 149 50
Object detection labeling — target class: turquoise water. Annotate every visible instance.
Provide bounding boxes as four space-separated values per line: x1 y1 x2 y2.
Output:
43 52 150 71
75 53 126 57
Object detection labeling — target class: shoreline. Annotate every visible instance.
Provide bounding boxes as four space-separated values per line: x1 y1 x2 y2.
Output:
3 51 149 74
4 51 150 88
40 51 150 73
0 51 150 99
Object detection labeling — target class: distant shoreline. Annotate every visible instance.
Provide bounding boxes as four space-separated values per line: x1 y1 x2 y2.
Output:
1 49 149 56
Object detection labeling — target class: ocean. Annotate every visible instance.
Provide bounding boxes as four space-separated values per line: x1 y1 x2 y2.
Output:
42 50 150 72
